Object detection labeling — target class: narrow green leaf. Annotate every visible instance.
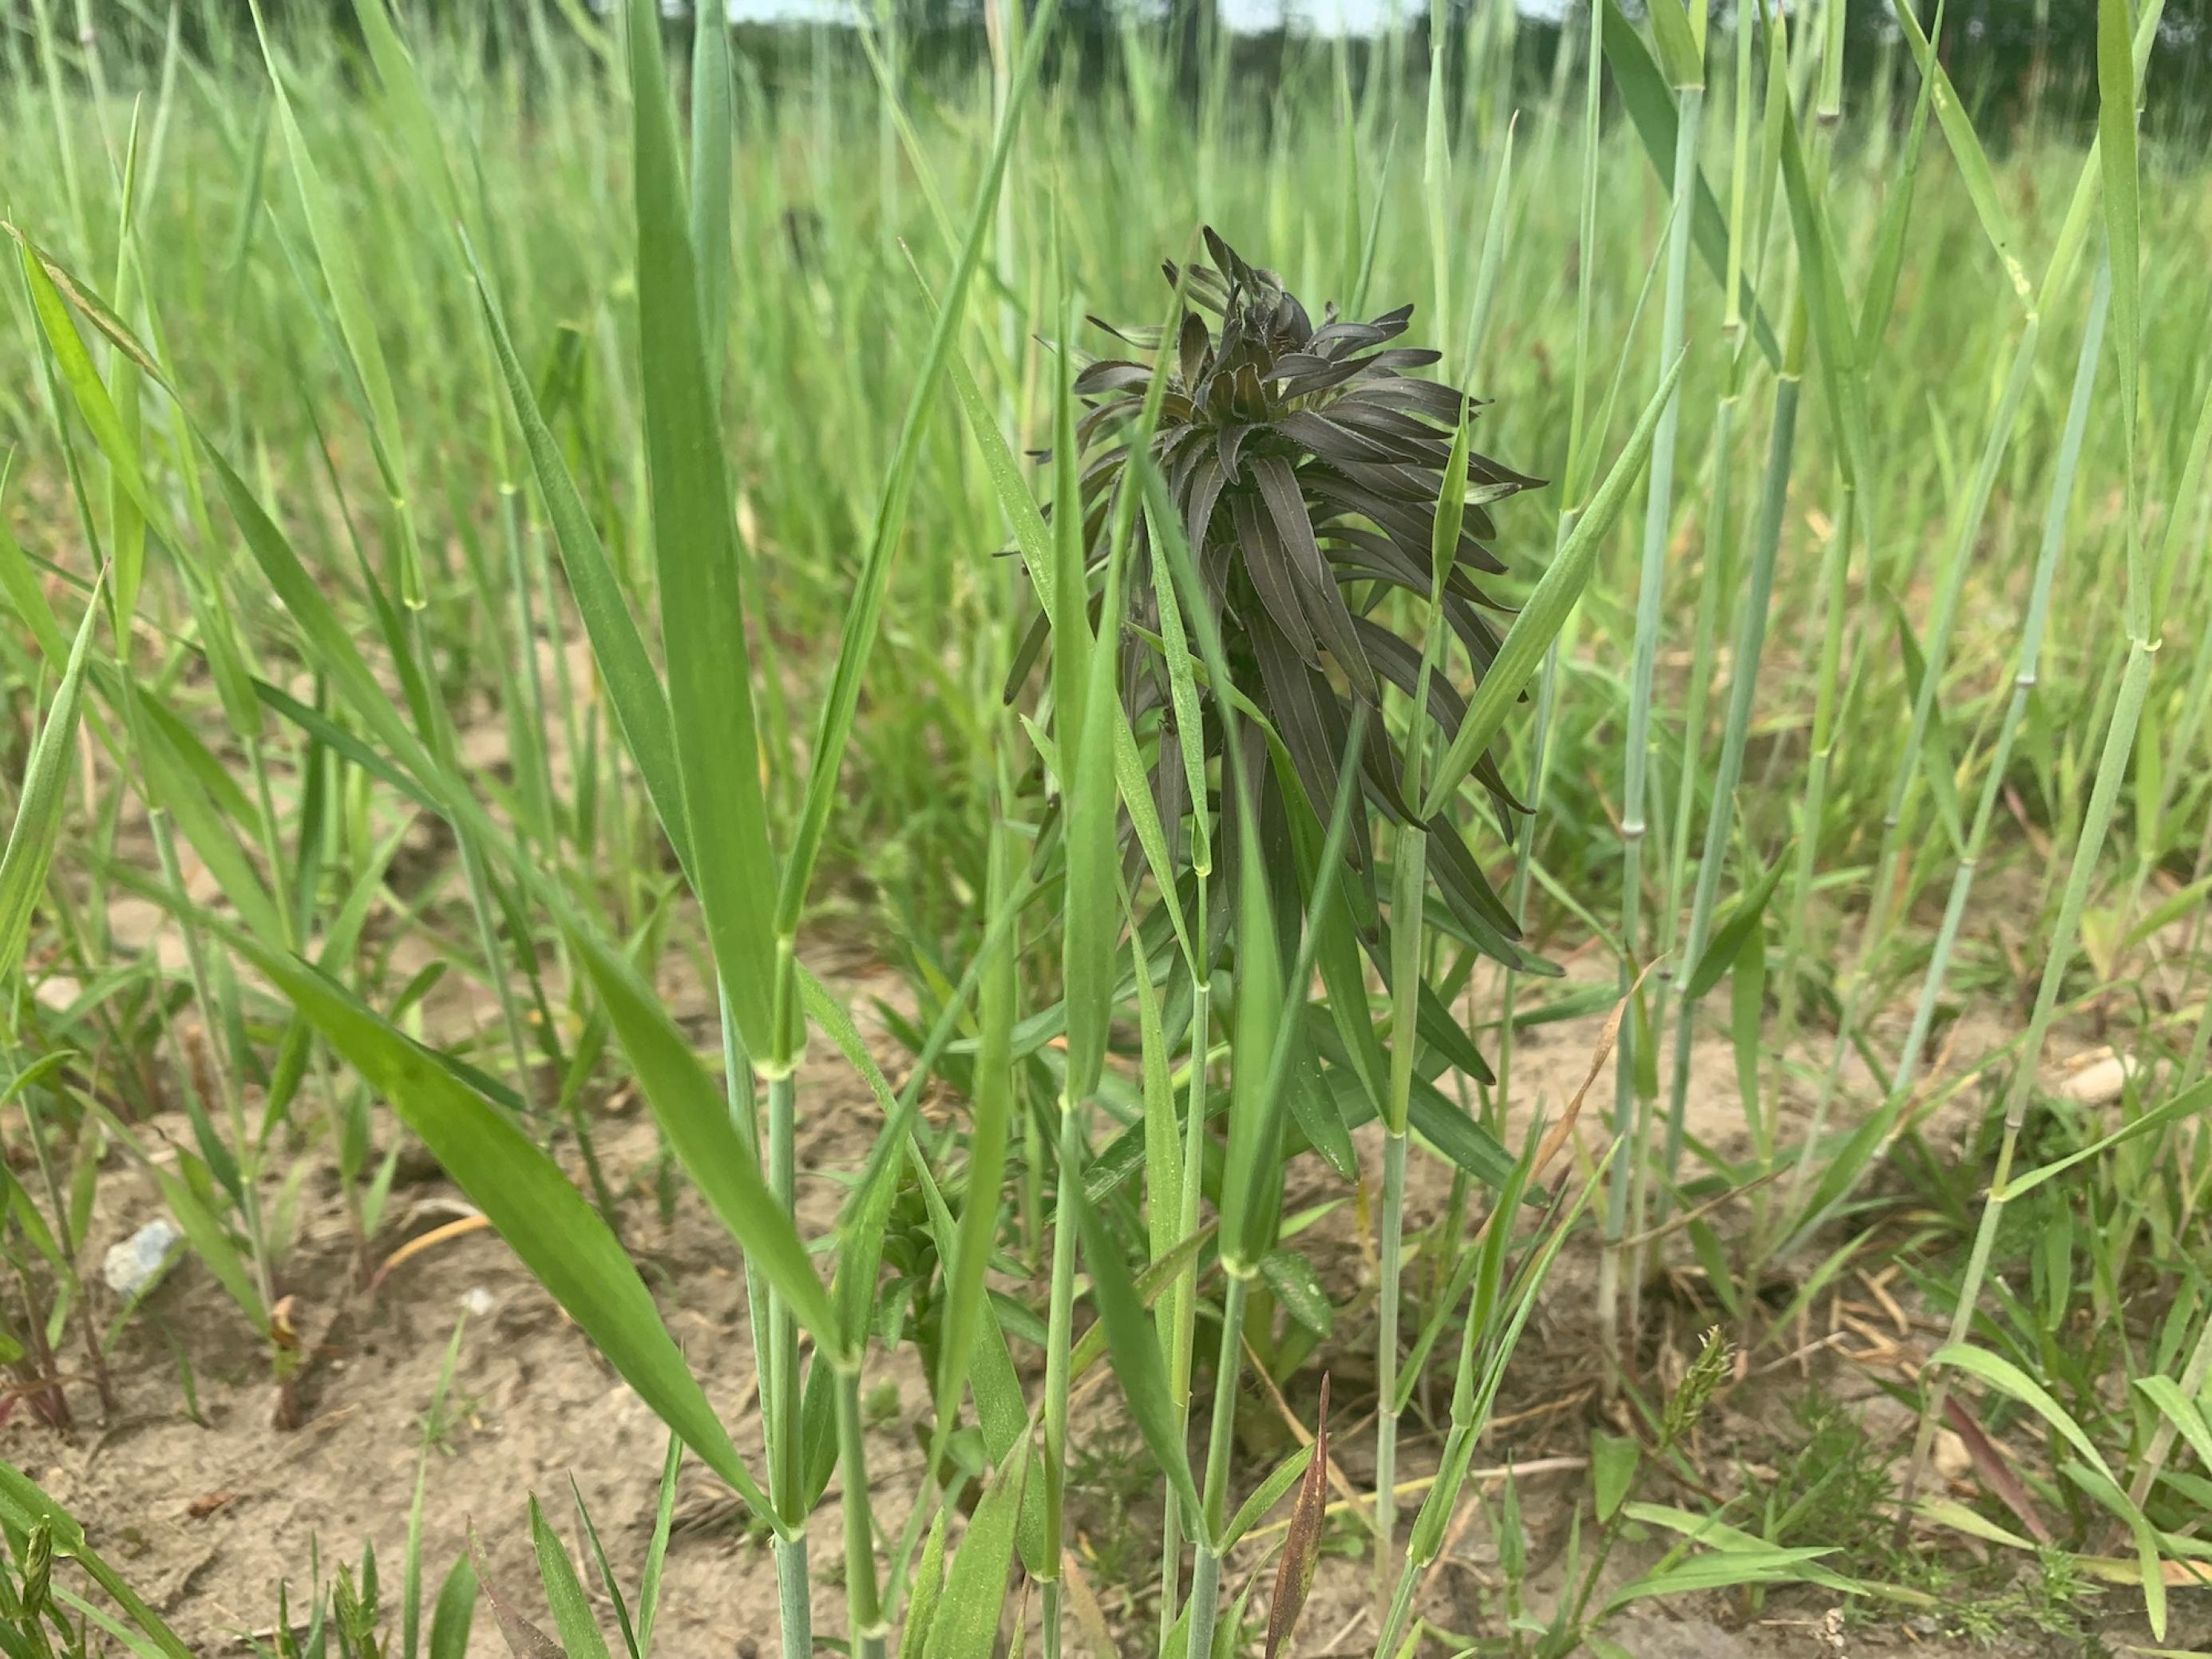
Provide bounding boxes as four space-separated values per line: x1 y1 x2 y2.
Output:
1931 1344 2114 1479
428 1557 479 1659
2097 0 2140 444
0 1463 195 1659
1425 350 1688 818
251 0 422 604
1997 1079 2212 1203
564 925 844 1358
0 584 99 974
1683 849 1788 1001
469 248 691 880
624 0 782 1064
1644 0 1704 88
528 1497 615 1659
1597 0 1778 364
1071 1176 1203 1530
229 932 766 1513
770 0 1065 965
924 1454 1028 1659
1889 0 2035 310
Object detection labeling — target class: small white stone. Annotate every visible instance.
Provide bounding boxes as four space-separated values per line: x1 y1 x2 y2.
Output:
101 1220 182 1297
2058 1051 2133 1106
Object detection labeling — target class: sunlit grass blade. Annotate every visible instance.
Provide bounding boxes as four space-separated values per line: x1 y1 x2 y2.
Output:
621 0 782 1065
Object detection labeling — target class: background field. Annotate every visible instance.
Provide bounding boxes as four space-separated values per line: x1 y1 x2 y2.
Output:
0 0 2210 1654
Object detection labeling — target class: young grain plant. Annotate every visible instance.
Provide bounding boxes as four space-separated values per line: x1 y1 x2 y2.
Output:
2 0 2210 1652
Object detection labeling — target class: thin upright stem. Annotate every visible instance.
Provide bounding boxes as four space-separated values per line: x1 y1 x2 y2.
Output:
836 1367 886 1659
762 1067 812 1659
1161 874 1211 1647
1605 79 1704 1378
1039 1083 1086 1659
1373 1128 1409 1587
1185 1271 1249 1659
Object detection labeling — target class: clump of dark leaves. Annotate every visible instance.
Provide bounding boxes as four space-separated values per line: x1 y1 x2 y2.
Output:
1010 229 1552 1076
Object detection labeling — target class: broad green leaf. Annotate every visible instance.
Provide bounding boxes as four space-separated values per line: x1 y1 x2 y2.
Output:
1259 1249 1333 1340
429 1558 479 1659
1592 1432 1639 1522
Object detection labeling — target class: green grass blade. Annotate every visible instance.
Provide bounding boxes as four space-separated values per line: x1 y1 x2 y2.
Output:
635 1433 683 1659
563 924 844 1359
1598 0 1778 364
249 0 421 604
467 246 690 877
0 580 98 974
528 1496 615 1659
922 1454 1028 1659
226 931 767 1513
768 0 1063 964
1070 1176 1203 1530
0 1464 194 1659
690 0 734 386
2097 0 2140 449
1424 350 1688 818
623 0 782 1065
429 1556 479 1659
935 812 1016 1441
1890 0 2033 310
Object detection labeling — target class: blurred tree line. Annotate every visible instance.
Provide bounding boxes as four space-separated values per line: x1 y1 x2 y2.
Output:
29 0 2212 141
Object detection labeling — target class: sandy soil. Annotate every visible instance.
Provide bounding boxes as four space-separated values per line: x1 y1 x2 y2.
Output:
5 944 2188 1658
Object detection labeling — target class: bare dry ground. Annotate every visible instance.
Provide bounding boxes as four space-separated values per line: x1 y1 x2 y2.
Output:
7 945 2190 1657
